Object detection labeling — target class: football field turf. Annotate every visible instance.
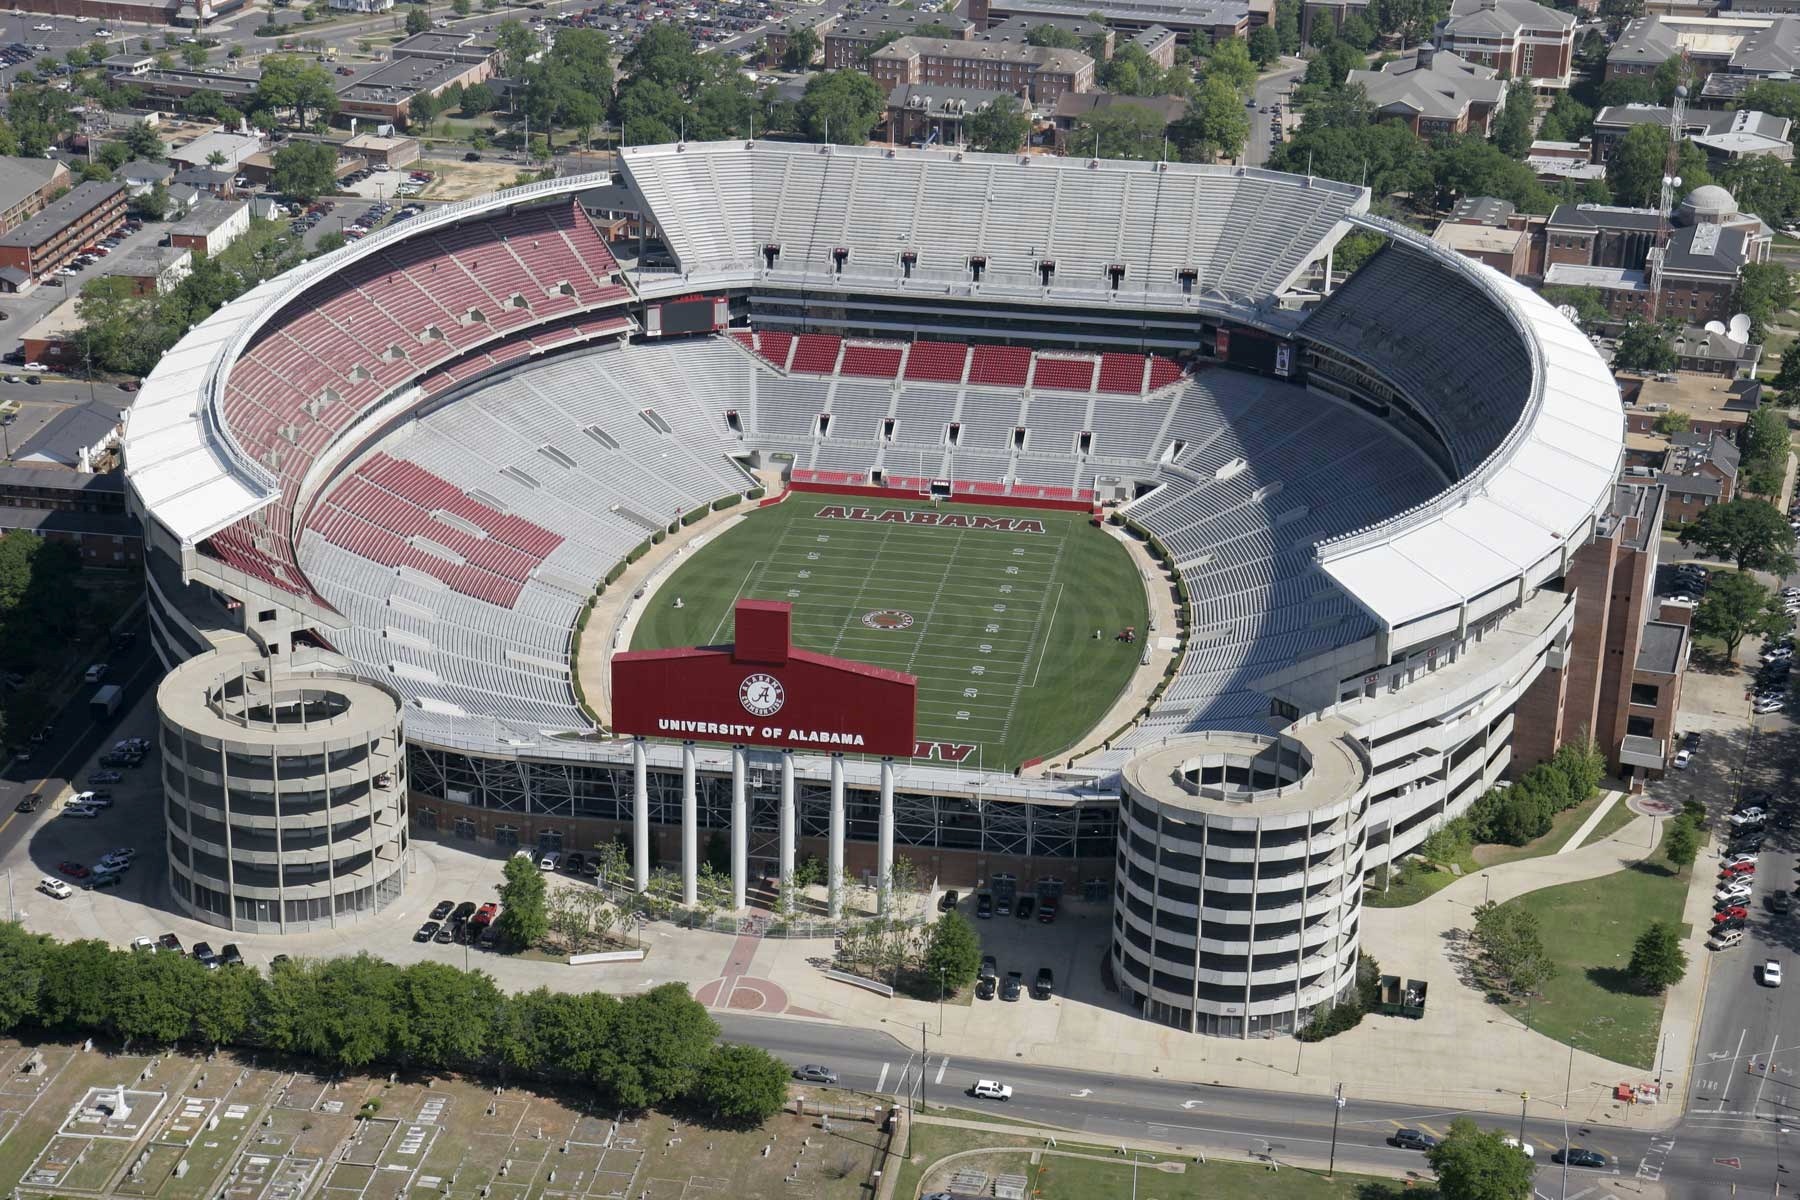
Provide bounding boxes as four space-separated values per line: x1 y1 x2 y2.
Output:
630 495 1149 770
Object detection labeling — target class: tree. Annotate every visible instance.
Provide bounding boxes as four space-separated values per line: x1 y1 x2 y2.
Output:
398 961 501 1067
1653 409 1692 436
1692 570 1789 658
1739 262 1795 339
1493 84 1534 158
1426 1117 1536 1200
452 0 471 13
1249 23 1281 65
601 984 718 1108
255 55 340 127
1200 37 1257 93
1171 75 1250 162
0 925 51 1032
1628 921 1687 993
1471 901 1556 996
1541 285 1608 330
1719 155 1798 227
405 6 430 34
1539 91 1593 142
121 120 164 161
270 140 337 201
1775 343 1800 396
781 26 819 70
964 94 1032 153
1663 816 1700 874
1608 121 1670 208
1681 500 1797 574
1077 102 1170 160
922 911 982 994
1026 23 1081 48
1600 0 1643 32
181 42 207 68
694 1043 789 1124
1613 318 1676 372
460 81 496 116
496 855 549 948
796 70 884 145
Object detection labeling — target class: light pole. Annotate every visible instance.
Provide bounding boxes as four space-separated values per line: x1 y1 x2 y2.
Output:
937 965 946 1036
1561 1041 1576 1199
1328 1083 1345 1178
1518 1091 1528 1147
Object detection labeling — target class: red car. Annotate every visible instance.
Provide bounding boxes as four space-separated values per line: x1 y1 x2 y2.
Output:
471 902 498 927
1722 862 1757 878
1715 905 1749 924
57 861 89 879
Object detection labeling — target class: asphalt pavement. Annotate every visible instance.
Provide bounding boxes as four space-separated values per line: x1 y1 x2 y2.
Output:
1244 60 1304 169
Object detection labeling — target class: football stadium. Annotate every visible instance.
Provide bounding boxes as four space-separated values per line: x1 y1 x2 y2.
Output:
125 141 1624 1038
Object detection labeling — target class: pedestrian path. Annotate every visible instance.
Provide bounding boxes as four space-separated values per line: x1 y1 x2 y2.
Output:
1559 790 1624 855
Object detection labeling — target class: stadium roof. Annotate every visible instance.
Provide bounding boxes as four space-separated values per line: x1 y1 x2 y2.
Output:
618 141 1367 311
1313 218 1622 630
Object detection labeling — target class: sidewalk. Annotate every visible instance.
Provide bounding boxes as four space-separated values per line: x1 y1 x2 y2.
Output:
1558 790 1624 854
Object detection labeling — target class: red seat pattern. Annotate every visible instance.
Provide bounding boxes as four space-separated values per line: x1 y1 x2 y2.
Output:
839 344 903 379
789 334 843 374
903 341 969 382
968 345 1031 387
1097 353 1147 394
199 202 631 600
306 453 564 607
1147 356 1185 390
1032 356 1096 392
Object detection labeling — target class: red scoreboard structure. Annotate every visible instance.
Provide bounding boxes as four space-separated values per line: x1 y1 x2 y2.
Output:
610 600 918 913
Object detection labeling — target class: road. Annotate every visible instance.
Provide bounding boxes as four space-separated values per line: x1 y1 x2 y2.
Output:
1244 59 1304 168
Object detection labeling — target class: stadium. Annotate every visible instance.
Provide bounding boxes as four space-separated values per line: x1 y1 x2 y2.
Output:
124 140 1623 1038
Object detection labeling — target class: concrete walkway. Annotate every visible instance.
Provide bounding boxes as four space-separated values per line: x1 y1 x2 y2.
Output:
1558 790 1624 855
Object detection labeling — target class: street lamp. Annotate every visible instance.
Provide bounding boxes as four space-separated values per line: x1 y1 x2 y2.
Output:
1328 1083 1345 1178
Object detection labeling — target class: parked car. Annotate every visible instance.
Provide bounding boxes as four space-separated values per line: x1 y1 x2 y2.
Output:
433 923 455 944
1772 892 1793 915
415 921 440 942
158 933 183 954
87 871 123 891
793 1064 837 1084
1716 883 1754 906
976 892 993 919
1037 898 1059 923
1764 959 1784 987
429 900 454 920
563 852 586 874
1033 967 1054 999
220 944 243 966
1015 896 1036 921
192 942 218 967
1710 928 1747 951
57 861 88 878
937 889 959 912
969 1080 1012 1101
1000 971 1023 1001
36 877 70 899
1552 1147 1607 1169
1722 861 1757 878
1716 906 1750 925
1390 1129 1438 1151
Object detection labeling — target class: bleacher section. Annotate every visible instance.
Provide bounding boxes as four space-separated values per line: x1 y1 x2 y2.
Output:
1298 244 1531 475
202 202 632 601
620 142 1365 305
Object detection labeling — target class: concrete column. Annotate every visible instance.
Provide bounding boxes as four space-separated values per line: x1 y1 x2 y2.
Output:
680 741 697 908
828 753 846 919
878 756 895 914
730 745 748 911
779 751 796 909
632 737 649 893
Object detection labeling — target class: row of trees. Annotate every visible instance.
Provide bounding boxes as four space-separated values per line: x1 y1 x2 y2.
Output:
0 530 84 749
0 924 794 1125
1416 741 1607 862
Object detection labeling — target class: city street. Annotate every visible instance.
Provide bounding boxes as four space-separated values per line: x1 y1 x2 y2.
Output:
1244 58 1304 168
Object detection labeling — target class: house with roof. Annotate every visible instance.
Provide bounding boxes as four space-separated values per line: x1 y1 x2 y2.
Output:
1541 185 1771 326
1345 47 1508 137
1608 13 1800 98
119 159 175 197
15 405 121 473
1436 0 1575 88
1656 430 1741 523
1592 104 1792 164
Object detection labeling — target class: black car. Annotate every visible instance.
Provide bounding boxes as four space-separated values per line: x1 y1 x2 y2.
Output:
159 932 183 954
975 974 996 1000
220 944 243 966
937 889 959 912
415 921 440 942
1552 1147 1607 1169
1000 971 1023 1001
976 892 993 919
433 922 455 944
1390 1129 1438 1151
451 900 477 923
1773 892 1794 915
192 941 217 965
980 954 998 978
14 792 39 813
1033 967 1054 999
1718 914 1749 932
1016 896 1036 921
429 900 454 920
463 151 482 161
564 852 586 874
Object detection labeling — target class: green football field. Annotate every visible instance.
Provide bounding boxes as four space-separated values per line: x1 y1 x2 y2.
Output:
629 496 1150 770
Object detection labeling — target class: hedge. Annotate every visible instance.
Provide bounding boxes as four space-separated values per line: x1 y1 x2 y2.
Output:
625 539 651 563
604 562 627 585
746 486 766 500
713 494 741 511
681 508 706 526
652 530 665 545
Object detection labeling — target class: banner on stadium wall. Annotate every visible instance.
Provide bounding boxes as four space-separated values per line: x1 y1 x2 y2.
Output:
1274 343 1292 378
611 600 918 756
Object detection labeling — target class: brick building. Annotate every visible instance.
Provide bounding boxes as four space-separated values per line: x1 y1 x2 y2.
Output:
0 158 70 237
868 36 1095 106
0 464 138 568
886 84 1019 147
1510 483 1686 783
1620 371 1760 440
1435 0 1575 88
1346 46 1508 137
0 181 125 283
168 199 249 257
817 11 979 69
1591 105 1792 164
1608 14 1800 91
1655 431 1741 523
968 0 1272 46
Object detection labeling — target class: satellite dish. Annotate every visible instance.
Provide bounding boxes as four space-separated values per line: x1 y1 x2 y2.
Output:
1705 319 1728 335
1728 313 1753 345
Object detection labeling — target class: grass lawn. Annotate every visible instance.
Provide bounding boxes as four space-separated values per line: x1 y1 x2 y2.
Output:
1580 794 1641 847
632 497 1148 770
896 1124 1432 1200
1367 790 1629 908
1498 826 1690 1069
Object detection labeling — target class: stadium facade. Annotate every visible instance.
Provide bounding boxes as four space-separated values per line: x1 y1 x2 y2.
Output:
124 141 1627 1037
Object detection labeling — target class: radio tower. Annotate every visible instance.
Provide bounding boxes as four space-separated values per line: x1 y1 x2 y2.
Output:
1648 62 1690 321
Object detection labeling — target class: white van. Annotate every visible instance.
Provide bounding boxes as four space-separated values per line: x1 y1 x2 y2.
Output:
538 850 561 871
84 663 108 683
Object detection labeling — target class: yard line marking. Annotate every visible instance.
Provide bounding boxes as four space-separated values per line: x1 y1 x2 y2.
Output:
935 1058 950 1085
1026 582 1065 690
875 1062 890 1093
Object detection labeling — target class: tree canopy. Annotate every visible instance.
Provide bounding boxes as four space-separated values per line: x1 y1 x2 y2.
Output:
1680 499 1797 574
270 140 337 201
254 55 339 128
1614 319 1676 373
964 94 1032 153
1628 921 1687 993
497 854 549 948
1425 1117 1536 1200
1692 570 1789 658
795 70 885 145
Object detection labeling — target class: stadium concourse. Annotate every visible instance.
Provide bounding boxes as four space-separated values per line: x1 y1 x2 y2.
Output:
123 141 1624 1038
